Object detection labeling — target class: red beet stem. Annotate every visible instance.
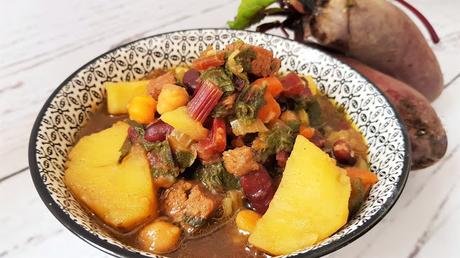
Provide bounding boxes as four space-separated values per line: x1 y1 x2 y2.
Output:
187 80 223 123
395 0 440 43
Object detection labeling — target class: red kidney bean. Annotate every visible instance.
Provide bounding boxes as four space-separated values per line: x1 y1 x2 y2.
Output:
144 121 174 142
333 139 357 165
183 69 201 95
240 167 275 214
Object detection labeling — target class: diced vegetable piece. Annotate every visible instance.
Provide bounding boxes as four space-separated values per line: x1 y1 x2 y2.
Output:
157 84 190 114
147 71 176 99
346 167 378 186
196 161 240 192
168 129 194 149
280 72 312 98
249 135 351 255
127 95 157 125
240 167 275 214
105 80 149 115
299 126 315 140
137 220 181 254
197 118 227 162
258 92 281 123
160 106 209 141
230 118 268 136
65 124 157 231
253 76 283 97
144 121 174 142
236 209 261 234
191 51 225 71
187 80 223 123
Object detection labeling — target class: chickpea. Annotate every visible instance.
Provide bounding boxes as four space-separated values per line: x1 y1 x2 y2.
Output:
137 220 182 254
127 95 157 124
235 209 261 234
156 84 189 114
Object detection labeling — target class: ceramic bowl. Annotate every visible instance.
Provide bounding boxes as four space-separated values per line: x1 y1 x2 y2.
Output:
29 28 410 258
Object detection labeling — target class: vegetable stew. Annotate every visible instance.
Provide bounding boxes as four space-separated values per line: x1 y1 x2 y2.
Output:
65 40 377 257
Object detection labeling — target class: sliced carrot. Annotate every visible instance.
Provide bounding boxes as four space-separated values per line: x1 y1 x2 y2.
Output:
253 76 283 97
257 92 281 123
346 167 378 186
191 52 225 71
299 126 315 140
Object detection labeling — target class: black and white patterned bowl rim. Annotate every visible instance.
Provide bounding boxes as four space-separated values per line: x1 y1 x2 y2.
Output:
29 28 410 258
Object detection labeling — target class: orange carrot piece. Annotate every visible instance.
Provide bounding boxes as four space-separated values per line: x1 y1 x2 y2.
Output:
299 126 315 140
346 168 378 186
257 92 281 123
254 76 283 97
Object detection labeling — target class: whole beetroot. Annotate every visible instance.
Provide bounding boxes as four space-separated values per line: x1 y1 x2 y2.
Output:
337 55 447 169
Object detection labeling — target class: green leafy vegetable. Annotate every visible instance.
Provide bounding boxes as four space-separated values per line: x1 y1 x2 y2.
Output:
228 0 277 29
235 47 256 72
235 84 266 121
118 136 132 163
252 121 296 163
174 150 197 170
225 48 249 83
200 68 234 94
148 140 180 180
196 161 240 192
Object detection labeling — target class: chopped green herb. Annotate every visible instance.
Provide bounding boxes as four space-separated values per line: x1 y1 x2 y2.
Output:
200 68 234 94
196 161 240 192
235 84 266 122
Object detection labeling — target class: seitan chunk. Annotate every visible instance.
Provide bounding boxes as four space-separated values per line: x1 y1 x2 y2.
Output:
222 146 260 177
161 180 221 231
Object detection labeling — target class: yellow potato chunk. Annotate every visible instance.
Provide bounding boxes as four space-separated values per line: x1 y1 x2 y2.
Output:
249 135 351 255
160 106 208 141
138 220 182 253
236 210 261 234
68 122 130 167
156 84 189 114
105 80 149 114
65 122 157 231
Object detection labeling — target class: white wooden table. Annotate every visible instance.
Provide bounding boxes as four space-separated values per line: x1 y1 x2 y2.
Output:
1 0 459 257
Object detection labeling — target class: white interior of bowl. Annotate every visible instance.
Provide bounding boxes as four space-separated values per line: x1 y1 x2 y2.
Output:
33 29 407 257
